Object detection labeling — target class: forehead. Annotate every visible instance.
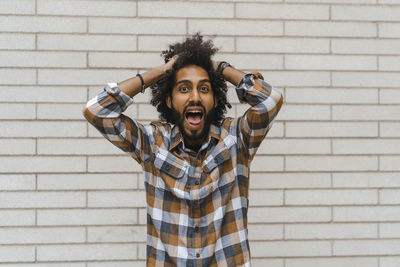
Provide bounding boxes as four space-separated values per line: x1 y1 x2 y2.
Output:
175 65 210 82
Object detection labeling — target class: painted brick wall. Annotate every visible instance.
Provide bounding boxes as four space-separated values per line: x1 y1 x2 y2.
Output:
1 0 400 266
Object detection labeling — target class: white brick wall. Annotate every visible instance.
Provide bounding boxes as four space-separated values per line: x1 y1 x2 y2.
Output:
1 0 399 266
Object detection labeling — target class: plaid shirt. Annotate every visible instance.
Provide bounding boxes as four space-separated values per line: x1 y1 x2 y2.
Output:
83 73 283 267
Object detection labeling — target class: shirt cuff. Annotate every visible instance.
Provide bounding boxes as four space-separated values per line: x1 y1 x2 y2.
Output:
104 82 134 112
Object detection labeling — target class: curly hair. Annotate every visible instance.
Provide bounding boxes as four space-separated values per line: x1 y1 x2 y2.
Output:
150 33 230 126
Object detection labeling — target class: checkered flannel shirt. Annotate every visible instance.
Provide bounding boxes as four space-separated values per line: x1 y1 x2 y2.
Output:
83 72 283 267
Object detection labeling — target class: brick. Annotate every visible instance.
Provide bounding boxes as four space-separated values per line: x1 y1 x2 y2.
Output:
137 103 160 120
248 224 283 240
236 37 329 53
189 19 283 36
89 52 163 68
88 156 142 173
88 191 146 207
0 121 86 137
266 122 284 137
38 138 123 155
332 5 400 21
0 227 85 244
88 226 146 242
277 104 330 120
258 139 331 155
333 139 400 155
0 139 35 155
138 208 147 225
381 122 400 137
286 223 377 239
380 89 400 104
138 35 235 53
379 23 400 38
38 34 137 51
0 192 86 208
0 16 87 33
258 71 330 87
251 240 331 257
38 173 137 190
0 174 35 190
88 263 144 267
286 156 378 171
38 0 136 16
0 246 35 262
380 223 400 238
138 1 234 18
285 21 376 37
334 240 400 256
214 53 283 70
286 189 377 205
287 0 375 2
380 0 400 3
333 105 400 120
248 207 331 223
0 33 35 49
249 190 283 206
381 257 400 267
89 18 186 34
0 156 86 173
251 156 284 172
0 0 35 14
0 103 35 119
0 210 35 226
250 173 331 189
380 156 400 171
285 55 377 71
0 86 87 103
0 51 86 68
0 69 36 85
237 3 329 20
333 172 400 188
37 244 137 261
286 88 378 104
286 122 378 137
252 259 283 267
37 104 86 120
38 69 135 85
379 56 400 71
334 206 400 222
0 264 85 267
380 190 400 204
286 258 378 267
332 39 400 55
37 209 137 226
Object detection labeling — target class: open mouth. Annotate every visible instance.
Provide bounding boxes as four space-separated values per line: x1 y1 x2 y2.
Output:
185 109 204 129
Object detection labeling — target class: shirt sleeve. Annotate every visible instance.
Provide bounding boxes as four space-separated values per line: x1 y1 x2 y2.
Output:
82 82 153 165
235 72 284 161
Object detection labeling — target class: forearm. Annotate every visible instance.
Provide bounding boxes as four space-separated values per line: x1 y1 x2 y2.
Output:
221 65 246 86
118 64 169 97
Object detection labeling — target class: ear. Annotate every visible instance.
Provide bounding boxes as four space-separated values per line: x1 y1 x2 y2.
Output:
166 95 172 109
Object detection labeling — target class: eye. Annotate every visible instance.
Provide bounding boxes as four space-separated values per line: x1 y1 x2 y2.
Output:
199 86 210 93
179 86 190 93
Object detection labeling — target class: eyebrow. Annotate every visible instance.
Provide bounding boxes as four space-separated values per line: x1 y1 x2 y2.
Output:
175 79 211 86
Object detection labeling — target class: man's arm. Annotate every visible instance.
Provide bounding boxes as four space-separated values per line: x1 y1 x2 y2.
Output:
83 58 176 164
218 63 283 161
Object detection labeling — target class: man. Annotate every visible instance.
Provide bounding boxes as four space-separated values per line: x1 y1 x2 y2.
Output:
84 34 283 267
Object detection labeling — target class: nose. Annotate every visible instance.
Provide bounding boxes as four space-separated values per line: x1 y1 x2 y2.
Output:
189 87 200 102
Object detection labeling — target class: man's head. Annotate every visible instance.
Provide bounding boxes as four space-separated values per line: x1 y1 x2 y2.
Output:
151 34 230 147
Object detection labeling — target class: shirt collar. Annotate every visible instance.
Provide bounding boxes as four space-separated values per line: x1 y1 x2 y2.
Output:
169 123 220 151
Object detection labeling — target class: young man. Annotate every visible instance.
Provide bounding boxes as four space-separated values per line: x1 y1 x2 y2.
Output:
84 34 283 267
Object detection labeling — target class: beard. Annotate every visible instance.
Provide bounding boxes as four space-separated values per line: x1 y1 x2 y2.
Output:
171 102 216 145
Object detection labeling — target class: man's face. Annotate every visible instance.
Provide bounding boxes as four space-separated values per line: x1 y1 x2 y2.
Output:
167 64 217 147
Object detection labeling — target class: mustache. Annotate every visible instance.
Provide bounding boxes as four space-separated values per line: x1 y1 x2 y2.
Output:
183 102 206 115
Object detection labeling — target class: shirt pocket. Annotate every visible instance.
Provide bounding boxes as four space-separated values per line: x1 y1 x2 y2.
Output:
202 141 232 175
154 147 187 180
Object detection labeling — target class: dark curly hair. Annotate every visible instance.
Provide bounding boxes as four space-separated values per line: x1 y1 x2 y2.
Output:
150 33 230 126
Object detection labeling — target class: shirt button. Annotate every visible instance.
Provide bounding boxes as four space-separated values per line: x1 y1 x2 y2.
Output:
195 225 200 232
196 253 200 258
195 180 199 185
